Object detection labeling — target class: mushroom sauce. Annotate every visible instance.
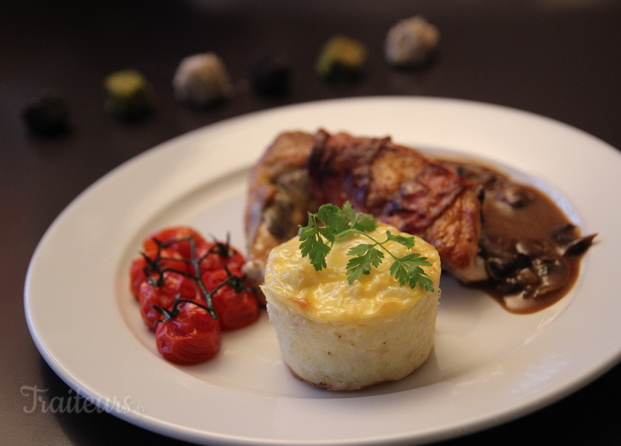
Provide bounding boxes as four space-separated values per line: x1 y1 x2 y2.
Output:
439 159 596 314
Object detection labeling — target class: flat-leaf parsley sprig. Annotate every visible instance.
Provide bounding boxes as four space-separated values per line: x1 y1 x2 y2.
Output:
298 202 435 291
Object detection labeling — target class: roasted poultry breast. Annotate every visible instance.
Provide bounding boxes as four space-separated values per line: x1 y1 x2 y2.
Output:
242 129 484 303
307 129 482 277
242 131 318 302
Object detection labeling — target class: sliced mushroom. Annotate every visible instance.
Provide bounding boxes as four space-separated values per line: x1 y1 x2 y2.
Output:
513 237 545 258
551 223 578 245
528 257 571 298
563 233 597 256
485 252 530 281
550 223 597 256
495 185 534 208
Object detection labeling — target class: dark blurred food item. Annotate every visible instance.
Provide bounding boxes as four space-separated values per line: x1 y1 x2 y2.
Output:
172 52 233 108
249 54 291 96
316 35 367 82
104 69 154 122
384 15 439 66
21 90 71 137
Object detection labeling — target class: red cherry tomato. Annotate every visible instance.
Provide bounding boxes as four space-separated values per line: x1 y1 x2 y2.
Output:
155 300 221 365
202 269 259 331
196 239 245 275
138 272 197 331
130 226 258 365
143 226 207 260
129 248 189 299
130 257 148 300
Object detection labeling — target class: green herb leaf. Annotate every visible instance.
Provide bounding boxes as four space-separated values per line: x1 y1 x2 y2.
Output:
346 244 384 284
385 231 415 249
298 202 435 291
352 213 377 234
298 214 331 271
390 253 435 291
317 203 350 236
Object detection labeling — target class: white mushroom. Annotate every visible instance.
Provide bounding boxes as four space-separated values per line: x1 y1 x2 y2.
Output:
384 15 440 66
172 52 233 108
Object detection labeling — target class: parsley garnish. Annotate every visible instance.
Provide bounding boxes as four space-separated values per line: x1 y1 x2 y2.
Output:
298 202 435 291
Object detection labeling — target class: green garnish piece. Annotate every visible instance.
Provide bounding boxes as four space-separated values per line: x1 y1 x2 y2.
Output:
298 202 434 291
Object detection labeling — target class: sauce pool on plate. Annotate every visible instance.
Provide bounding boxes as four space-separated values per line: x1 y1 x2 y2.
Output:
439 159 596 314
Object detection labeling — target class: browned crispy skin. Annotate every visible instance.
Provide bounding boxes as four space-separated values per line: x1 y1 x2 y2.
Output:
307 129 481 273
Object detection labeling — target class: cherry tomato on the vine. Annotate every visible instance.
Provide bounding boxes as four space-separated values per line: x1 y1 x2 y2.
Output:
155 300 221 365
138 272 197 331
130 225 258 365
143 226 207 260
202 268 259 331
196 240 245 275
129 248 189 299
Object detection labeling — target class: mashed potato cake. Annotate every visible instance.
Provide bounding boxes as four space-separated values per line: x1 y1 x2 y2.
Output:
262 223 441 391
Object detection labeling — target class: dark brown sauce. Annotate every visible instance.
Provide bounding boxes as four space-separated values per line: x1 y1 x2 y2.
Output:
438 158 596 314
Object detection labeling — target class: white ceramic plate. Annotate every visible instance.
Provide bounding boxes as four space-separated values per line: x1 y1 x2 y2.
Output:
25 97 621 445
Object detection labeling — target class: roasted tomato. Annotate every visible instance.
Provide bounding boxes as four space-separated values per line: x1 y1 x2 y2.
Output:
202 269 259 331
142 226 207 260
131 225 257 365
130 256 148 300
155 299 221 365
138 272 197 331
196 238 245 275
129 248 189 299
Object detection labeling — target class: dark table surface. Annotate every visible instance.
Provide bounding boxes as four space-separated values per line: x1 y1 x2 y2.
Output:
3 1 621 445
